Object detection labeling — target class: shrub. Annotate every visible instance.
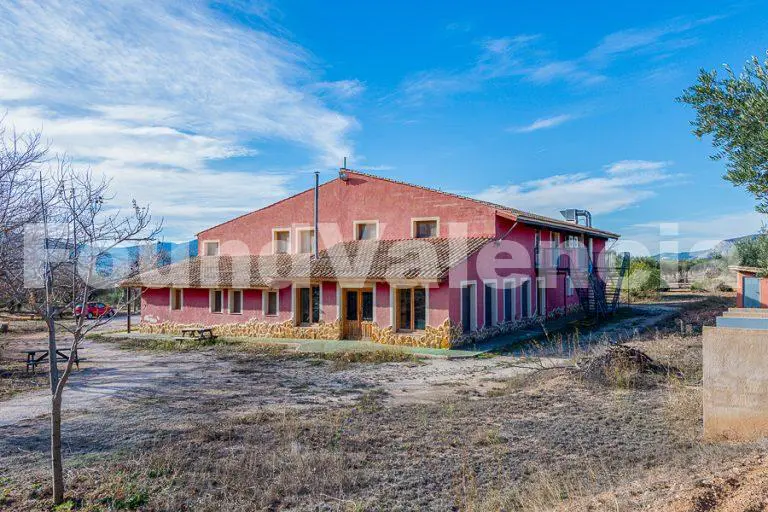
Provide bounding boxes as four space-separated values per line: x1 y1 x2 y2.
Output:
715 282 734 292
690 281 708 292
626 257 664 297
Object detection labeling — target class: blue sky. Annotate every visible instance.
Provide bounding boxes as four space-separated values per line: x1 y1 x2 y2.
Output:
0 1 764 254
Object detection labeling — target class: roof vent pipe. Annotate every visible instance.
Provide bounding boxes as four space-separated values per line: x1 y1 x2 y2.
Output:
560 209 592 227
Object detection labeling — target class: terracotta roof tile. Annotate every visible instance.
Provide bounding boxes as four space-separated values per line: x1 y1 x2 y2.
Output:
122 237 492 288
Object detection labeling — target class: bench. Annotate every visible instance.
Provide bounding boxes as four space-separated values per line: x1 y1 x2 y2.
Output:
25 348 80 373
175 328 217 342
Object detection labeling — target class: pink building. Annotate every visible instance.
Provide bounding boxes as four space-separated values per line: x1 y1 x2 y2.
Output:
125 169 619 348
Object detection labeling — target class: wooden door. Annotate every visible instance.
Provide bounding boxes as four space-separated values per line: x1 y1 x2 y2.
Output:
342 288 374 339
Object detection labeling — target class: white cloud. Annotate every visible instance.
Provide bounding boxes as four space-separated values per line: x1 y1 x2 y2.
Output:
604 159 671 174
618 210 765 254
586 16 723 64
475 160 675 216
312 79 366 99
514 114 574 133
0 0 362 239
107 165 294 236
397 14 722 102
0 74 37 100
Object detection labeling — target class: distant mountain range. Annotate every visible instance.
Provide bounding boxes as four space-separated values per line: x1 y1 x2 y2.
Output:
654 234 759 261
94 240 197 276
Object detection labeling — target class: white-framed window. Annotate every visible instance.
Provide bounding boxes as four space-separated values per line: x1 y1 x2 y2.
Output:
263 290 279 316
229 289 243 314
203 241 220 257
296 228 315 254
353 220 379 241
210 289 223 313
566 275 574 297
460 280 477 333
272 229 290 254
552 232 561 265
483 280 498 327
170 288 184 311
502 279 516 322
411 217 439 239
520 277 532 318
536 277 547 317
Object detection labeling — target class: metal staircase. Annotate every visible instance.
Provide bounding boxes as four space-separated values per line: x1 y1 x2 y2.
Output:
571 251 629 319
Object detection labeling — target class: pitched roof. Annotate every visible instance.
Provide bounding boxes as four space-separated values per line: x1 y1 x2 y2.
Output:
308 237 493 281
122 237 493 288
198 169 619 239
344 170 620 239
121 254 310 289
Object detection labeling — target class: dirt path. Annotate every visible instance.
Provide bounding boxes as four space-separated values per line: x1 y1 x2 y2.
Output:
0 335 218 427
1 304 684 428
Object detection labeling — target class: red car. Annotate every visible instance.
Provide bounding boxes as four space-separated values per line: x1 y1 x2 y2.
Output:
74 302 115 319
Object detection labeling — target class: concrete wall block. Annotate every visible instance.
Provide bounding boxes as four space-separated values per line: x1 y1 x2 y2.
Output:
703 325 768 440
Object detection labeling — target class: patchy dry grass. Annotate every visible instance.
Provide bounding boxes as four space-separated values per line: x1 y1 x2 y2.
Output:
0 338 48 400
5 293 764 511
95 333 422 368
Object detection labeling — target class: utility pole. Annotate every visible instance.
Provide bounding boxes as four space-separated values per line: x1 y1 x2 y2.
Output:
126 287 132 333
313 171 319 257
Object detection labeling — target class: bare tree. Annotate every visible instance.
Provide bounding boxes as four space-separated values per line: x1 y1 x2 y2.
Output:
0 119 49 311
0 120 161 504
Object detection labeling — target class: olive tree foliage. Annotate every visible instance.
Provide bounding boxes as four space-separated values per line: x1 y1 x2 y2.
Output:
735 234 768 273
679 53 768 212
0 119 161 505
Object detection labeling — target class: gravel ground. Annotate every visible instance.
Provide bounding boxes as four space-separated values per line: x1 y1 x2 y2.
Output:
2 295 765 510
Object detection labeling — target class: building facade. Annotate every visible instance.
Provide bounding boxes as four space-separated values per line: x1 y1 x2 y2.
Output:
126 169 619 348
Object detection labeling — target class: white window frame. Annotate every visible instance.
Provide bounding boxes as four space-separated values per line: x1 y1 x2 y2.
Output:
483 279 498 327
521 277 533 318
210 289 224 314
263 289 279 316
229 289 243 314
202 240 220 257
295 227 315 255
411 217 440 239
353 220 379 241
536 277 547 317
272 228 291 255
566 275 574 297
552 232 561 264
460 280 478 332
502 278 516 322
169 288 184 311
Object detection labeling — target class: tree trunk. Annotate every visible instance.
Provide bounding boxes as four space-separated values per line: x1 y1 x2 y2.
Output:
47 314 64 504
47 316 58 395
51 392 64 504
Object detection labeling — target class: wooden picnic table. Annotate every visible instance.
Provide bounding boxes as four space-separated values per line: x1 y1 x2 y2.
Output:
25 348 79 373
176 328 217 342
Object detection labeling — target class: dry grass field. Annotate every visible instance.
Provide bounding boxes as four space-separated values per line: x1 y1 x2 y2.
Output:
1 295 767 511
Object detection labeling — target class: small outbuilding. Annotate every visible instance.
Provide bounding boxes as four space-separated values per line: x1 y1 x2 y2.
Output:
731 266 768 308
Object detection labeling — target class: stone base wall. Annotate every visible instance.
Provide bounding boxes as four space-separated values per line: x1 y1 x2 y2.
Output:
368 319 460 350
137 318 342 340
136 303 582 349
